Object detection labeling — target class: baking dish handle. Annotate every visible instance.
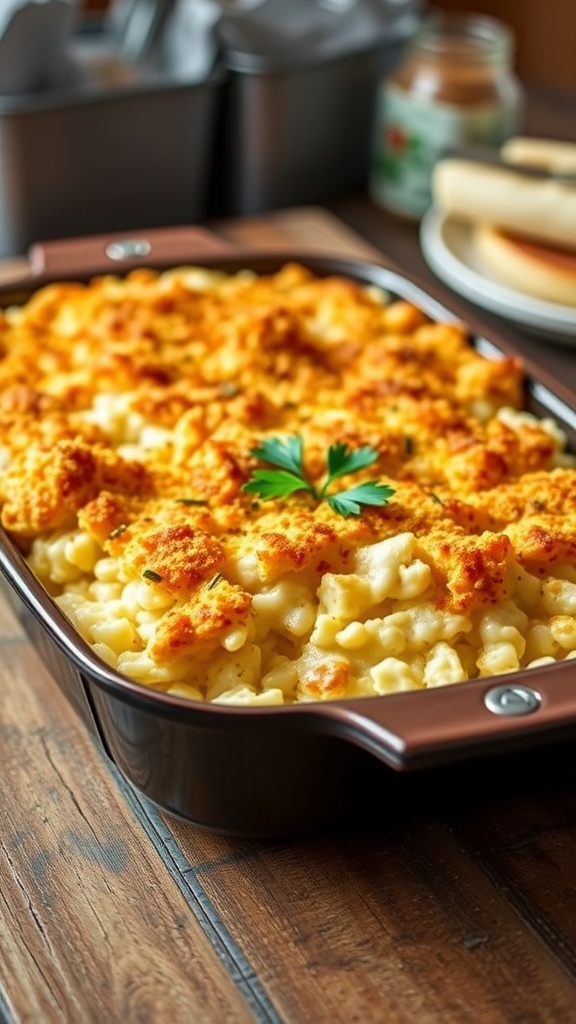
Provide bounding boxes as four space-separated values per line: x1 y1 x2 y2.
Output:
27 225 234 278
317 670 576 770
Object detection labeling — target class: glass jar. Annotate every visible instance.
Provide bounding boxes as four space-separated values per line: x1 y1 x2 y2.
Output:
370 12 523 219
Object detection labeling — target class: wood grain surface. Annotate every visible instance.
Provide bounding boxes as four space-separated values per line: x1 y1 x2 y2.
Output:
2 205 576 1024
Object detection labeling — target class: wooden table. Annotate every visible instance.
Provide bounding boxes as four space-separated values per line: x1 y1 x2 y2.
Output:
3 87 576 1024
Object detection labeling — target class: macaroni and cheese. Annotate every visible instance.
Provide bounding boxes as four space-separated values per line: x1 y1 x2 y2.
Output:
0 262 574 705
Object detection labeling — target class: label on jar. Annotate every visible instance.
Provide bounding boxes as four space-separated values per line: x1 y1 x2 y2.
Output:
371 82 520 218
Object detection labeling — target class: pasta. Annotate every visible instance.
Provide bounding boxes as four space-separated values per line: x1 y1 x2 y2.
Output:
0 261 575 705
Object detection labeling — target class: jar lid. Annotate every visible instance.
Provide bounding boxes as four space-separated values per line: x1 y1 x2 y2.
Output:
411 12 514 65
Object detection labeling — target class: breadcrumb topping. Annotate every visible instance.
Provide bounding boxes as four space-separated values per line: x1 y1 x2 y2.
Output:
1 262 574 704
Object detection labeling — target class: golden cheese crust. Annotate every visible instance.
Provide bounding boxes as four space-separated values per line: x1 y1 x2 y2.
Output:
1 262 574 703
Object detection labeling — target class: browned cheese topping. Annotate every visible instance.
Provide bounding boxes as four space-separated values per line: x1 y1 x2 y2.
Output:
0 263 573 704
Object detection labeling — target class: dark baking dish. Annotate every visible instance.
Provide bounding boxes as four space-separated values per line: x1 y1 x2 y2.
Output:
2 226 576 838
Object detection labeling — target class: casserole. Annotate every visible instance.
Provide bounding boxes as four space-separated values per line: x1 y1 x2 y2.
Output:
2 227 576 837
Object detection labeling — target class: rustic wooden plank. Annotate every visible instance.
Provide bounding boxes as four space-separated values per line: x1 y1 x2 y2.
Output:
160 754 576 1024
0 590 24 638
215 205 383 260
0 629 261 1024
437 743 576 978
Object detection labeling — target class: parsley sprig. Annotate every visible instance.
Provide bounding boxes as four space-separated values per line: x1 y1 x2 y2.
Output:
243 435 395 517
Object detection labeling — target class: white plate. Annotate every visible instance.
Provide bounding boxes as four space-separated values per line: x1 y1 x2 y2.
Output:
419 208 576 344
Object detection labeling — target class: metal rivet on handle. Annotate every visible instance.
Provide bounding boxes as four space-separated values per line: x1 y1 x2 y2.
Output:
484 684 541 717
106 239 152 261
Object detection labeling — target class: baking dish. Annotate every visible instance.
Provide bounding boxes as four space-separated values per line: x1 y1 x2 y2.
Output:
0 62 225 258
2 225 576 838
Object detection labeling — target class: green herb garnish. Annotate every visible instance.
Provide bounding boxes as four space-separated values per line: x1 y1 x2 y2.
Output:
207 573 224 590
242 435 395 517
109 524 128 539
142 569 163 582
175 498 207 506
